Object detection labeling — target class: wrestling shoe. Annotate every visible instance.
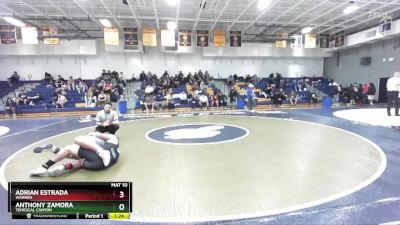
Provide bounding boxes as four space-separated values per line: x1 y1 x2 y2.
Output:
98 150 111 167
33 144 60 154
47 165 66 177
30 166 48 176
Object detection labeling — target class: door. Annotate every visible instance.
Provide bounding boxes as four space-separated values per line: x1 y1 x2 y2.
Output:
378 77 389 103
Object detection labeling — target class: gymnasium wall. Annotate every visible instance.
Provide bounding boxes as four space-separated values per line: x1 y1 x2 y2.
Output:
0 40 324 80
323 37 400 86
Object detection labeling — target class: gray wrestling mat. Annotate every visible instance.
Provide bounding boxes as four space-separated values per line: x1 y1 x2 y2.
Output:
2 115 385 222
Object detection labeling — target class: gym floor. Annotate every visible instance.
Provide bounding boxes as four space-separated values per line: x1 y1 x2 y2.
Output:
0 106 399 225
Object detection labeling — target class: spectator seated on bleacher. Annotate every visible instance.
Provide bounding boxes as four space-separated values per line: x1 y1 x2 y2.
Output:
97 91 108 106
245 74 251 83
230 74 236 82
271 88 286 107
56 93 67 108
76 79 88 94
60 80 68 91
289 91 299 105
178 91 188 105
103 80 113 94
268 73 275 83
210 93 219 108
17 90 28 105
218 92 228 109
251 74 259 84
199 93 209 110
166 92 175 110
85 87 96 107
260 84 274 98
54 81 66 96
57 75 65 83
173 75 180 88
295 80 302 92
155 90 167 112
310 92 320 103
27 92 44 105
139 71 146 81
188 92 198 109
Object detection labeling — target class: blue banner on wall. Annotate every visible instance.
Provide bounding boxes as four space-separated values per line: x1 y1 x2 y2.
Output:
0 25 16 44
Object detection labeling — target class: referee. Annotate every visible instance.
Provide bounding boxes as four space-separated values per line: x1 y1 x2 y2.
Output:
95 103 120 134
386 71 400 116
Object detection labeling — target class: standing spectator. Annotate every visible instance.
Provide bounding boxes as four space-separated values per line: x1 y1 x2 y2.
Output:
246 84 255 111
144 85 155 113
8 71 20 85
344 86 352 105
350 84 358 105
367 83 376 105
4 98 17 119
331 82 340 103
229 86 238 109
362 82 369 96
110 88 121 111
357 84 364 105
67 76 76 91
95 103 120 134
227 75 235 87
44 72 54 83
386 71 400 116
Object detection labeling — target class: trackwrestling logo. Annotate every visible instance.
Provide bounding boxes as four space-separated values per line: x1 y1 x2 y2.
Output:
145 124 249 145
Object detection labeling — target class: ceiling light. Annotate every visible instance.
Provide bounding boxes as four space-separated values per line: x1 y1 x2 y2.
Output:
99 19 112 27
166 0 179 6
343 4 359 14
3 17 25 27
167 21 177 30
257 0 272 10
301 26 312 34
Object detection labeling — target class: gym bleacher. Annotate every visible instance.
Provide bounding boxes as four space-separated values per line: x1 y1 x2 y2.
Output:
1 72 334 117
135 75 331 110
1 80 103 116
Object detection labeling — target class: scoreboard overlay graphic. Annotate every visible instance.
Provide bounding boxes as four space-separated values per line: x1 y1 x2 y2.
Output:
8 182 132 219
